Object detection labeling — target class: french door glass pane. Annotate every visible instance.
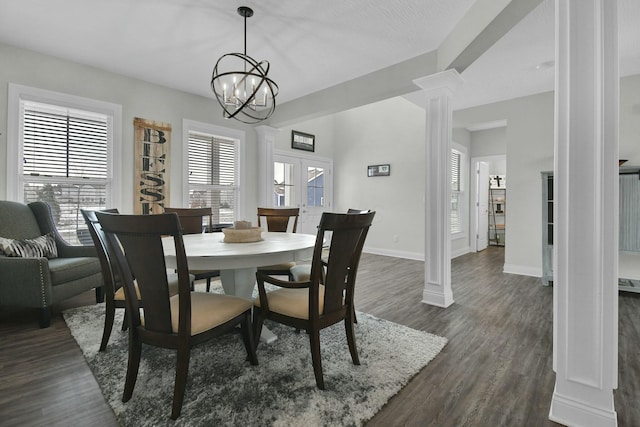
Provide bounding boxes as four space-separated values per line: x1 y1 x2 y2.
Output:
307 166 324 207
274 161 295 207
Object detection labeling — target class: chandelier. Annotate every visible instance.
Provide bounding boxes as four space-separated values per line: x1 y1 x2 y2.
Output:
211 6 278 124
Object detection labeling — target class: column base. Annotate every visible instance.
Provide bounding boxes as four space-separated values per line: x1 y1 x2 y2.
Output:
422 287 454 308
549 388 617 427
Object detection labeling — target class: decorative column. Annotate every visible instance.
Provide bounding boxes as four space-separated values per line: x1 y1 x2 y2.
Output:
413 70 463 308
549 1 618 426
254 125 279 208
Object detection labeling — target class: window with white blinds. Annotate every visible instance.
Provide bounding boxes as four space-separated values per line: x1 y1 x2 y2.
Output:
21 100 112 245
451 148 463 234
187 131 238 224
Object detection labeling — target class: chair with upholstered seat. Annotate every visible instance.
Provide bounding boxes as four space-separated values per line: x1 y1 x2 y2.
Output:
97 211 258 420
0 200 103 328
81 209 189 352
164 207 222 292
256 207 300 279
289 208 370 282
253 211 375 389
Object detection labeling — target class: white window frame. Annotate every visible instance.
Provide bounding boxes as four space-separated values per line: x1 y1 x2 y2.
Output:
451 142 467 239
182 119 245 221
6 83 122 207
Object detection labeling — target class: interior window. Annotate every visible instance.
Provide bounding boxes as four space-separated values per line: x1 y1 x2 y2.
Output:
15 95 118 245
187 130 239 224
451 148 463 235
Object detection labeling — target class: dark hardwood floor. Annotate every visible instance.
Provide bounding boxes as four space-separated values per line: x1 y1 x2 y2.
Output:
1 246 638 426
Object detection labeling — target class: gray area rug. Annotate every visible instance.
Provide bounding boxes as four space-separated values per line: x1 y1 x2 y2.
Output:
63 291 447 426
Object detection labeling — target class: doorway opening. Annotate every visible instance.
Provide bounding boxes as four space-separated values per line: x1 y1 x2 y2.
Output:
470 155 506 252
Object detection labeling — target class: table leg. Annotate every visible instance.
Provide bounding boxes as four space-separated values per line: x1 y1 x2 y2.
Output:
219 268 277 344
220 268 255 298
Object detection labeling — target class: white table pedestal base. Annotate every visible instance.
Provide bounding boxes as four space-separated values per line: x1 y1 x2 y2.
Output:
220 268 277 344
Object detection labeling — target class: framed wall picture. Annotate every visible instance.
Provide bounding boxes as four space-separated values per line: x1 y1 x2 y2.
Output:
368 164 390 177
133 117 171 214
291 130 315 152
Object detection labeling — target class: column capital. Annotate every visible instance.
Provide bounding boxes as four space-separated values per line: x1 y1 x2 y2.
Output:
254 125 279 143
413 69 464 97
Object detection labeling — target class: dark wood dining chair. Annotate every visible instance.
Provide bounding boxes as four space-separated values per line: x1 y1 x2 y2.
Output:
253 211 375 389
164 207 221 292
97 211 258 420
256 207 300 279
290 208 371 282
81 209 188 352
347 208 371 214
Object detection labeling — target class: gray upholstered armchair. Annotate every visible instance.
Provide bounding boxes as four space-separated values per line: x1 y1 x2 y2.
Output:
0 201 104 327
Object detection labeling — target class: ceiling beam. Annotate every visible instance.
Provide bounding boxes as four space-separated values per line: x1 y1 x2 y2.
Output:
271 0 543 127
269 50 438 127
438 0 543 73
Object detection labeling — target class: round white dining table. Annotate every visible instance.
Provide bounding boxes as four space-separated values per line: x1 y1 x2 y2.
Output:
162 231 316 342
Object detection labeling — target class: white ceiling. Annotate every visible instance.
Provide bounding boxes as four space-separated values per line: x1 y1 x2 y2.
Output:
1 0 639 114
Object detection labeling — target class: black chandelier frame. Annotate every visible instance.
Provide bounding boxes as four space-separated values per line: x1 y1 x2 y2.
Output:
210 6 278 124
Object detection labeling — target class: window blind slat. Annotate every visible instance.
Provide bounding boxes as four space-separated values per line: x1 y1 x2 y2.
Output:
187 131 238 223
23 102 108 179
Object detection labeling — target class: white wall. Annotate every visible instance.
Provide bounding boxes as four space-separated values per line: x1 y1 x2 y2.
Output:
455 92 555 276
455 75 640 275
471 126 507 160
284 98 475 260
332 97 427 259
274 115 335 159
0 42 260 219
4 41 640 274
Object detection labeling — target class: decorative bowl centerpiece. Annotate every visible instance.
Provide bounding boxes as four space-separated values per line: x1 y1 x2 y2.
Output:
222 221 263 243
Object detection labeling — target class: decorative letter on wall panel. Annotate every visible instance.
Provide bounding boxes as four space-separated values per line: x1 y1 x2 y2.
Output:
133 118 170 214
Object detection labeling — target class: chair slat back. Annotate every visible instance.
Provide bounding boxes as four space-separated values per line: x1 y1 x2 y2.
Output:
257 207 299 233
164 207 213 234
81 208 120 296
97 212 192 335
311 212 375 317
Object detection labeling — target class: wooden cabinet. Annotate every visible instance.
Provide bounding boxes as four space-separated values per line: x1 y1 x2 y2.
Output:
541 172 553 286
542 169 640 290
489 187 506 246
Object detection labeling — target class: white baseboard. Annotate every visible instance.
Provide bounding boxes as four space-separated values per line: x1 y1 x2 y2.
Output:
549 390 617 427
363 246 424 261
363 249 543 280
364 246 472 261
503 263 541 277
451 246 472 259
422 288 454 308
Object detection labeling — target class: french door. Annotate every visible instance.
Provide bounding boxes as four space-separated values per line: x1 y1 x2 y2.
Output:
272 153 333 235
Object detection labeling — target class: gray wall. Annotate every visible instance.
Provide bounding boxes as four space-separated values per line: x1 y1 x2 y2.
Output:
0 42 259 219
331 97 427 259
274 115 335 159
4 41 640 275
455 92 555 275
0 44 257 221
471 126 507 159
